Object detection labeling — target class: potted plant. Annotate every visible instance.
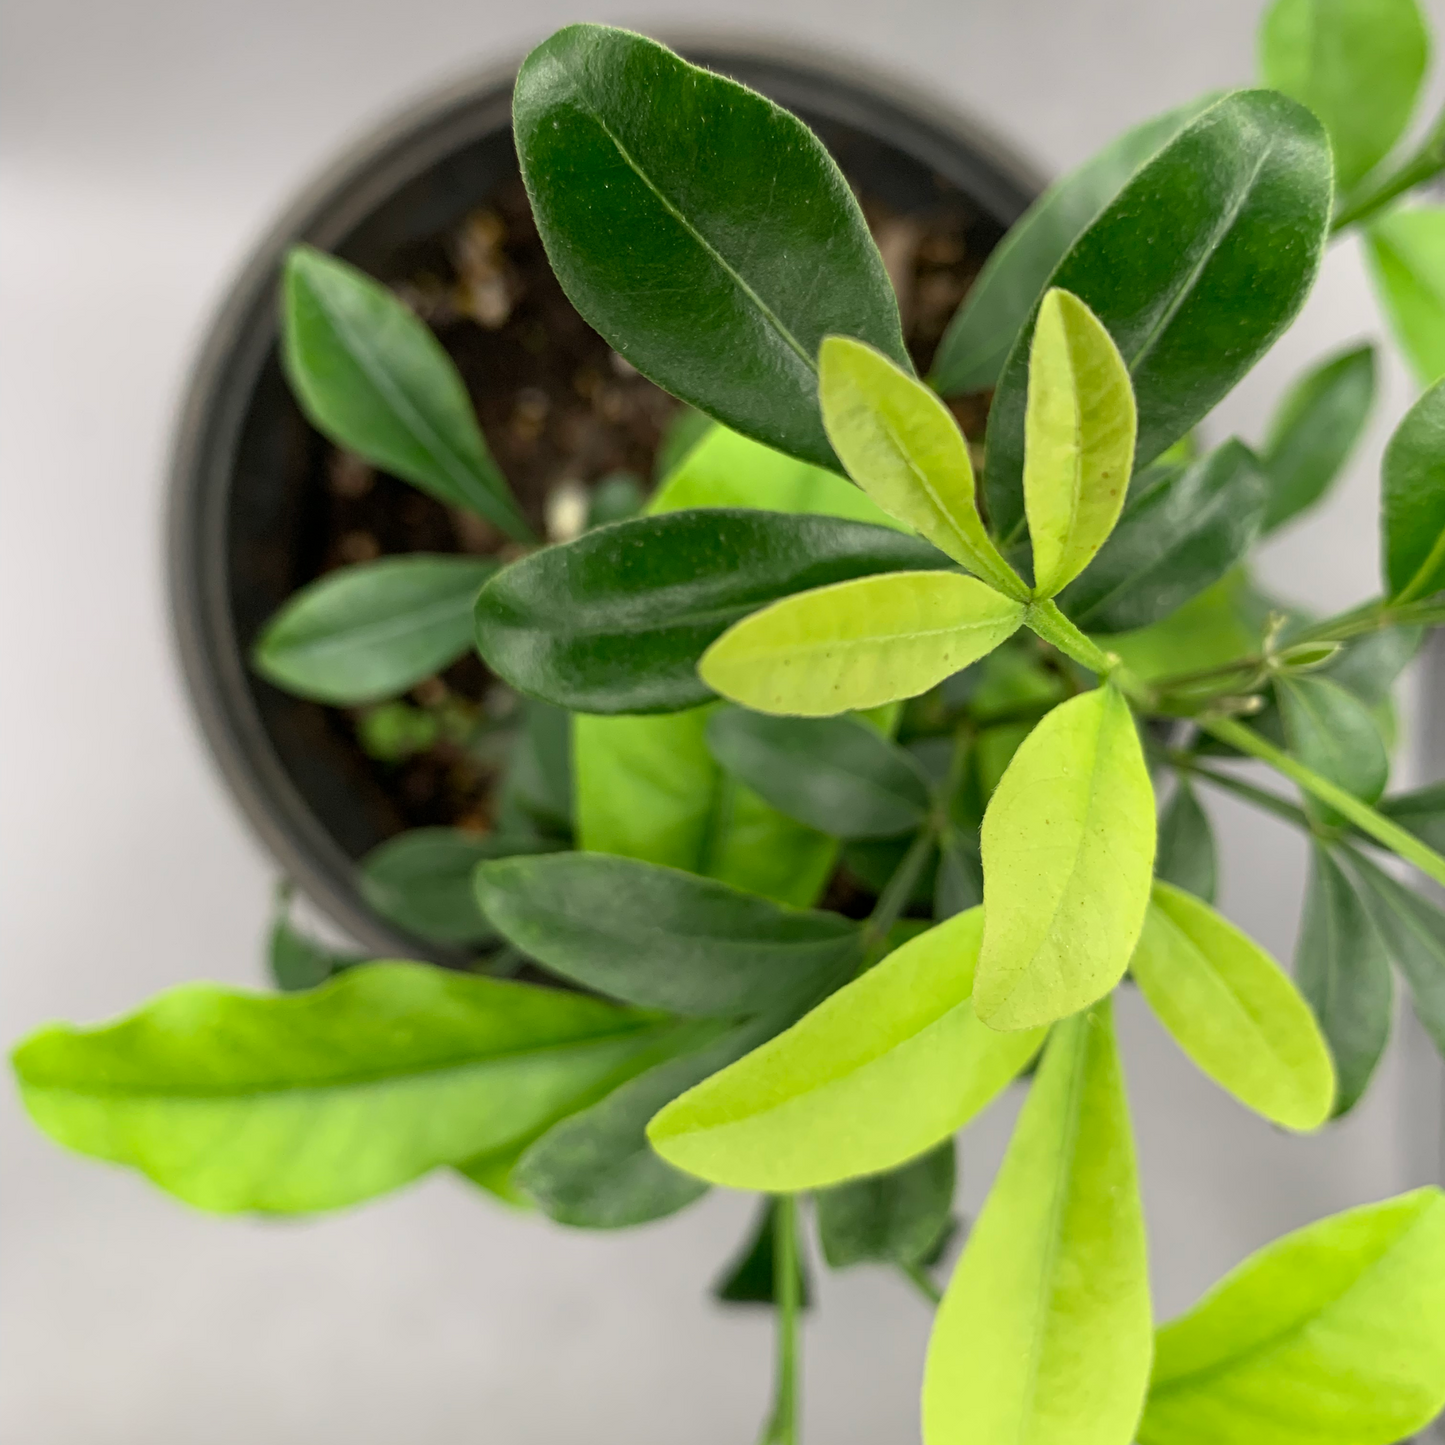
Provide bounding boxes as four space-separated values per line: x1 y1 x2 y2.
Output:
18 3 1445 1442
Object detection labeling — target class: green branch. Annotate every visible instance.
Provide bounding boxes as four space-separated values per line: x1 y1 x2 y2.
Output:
1201 716 1445 888
760 1196 802 1445
1332 107 1445 233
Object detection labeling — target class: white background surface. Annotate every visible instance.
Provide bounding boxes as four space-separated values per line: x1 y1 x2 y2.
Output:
4 1 1445 1440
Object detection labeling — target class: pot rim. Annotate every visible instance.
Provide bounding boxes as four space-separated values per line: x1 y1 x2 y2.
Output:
166 31 1045 957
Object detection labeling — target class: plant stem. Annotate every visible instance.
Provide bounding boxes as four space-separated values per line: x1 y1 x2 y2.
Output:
860 828 937 958
1024 598 1115 675
1332 107 1445 232
1201 715 1445 887
760 1196 802 1445
900 1260 943 1306
1167 751 1313 831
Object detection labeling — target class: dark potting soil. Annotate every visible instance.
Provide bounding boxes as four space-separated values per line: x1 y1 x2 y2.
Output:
289 165 1003 845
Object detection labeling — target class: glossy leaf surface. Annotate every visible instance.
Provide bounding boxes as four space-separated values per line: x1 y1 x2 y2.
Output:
1155 779 1218 902
816 1141 955 1268
1259 0 1428 193
930 96 1218 395
699 571 1025 718
923 1002 1151 1445
359 829 559 948
282 248 527 537
705 708 931 839
1131 882 1334 1130
647 909 1045 1191
512 24 908 470
986 92 1331 543
1260 345 1376 532
1023 288 1138 596
818 336 1024 596
1295 845 1393 1116
474 853 859 1018
1368 208 1445 386
976 687 1156 1031
253 556 496 706
1382 377 1445 603
1138 1188 1445 1445
1060 440 1266 633
12 964 665 1213
475 509 947 714
1346 848 1445 1059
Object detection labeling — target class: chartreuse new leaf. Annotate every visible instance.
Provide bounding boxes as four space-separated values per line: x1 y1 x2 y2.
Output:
699 572 1025 718
1382 377 1445 604
817 336 1025 598
705 707 931 839
975 687 1156 1031
282 248 528 539
253 555 497 706
986 93 1331 543
512 24 909 471
646 908 1045 1192
1137 1188 1445 1445
1130 882 1335 1131
474 853 859 1018
1259 0 1428 195
922 1001 1151 1445
1260 345 1376 533
475 509 946 714
1368 209 1445 386
930 96 1219 396
1024 289 1138 596
11 964 670 1214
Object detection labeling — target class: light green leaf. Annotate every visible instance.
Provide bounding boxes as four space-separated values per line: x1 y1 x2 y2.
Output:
646 908 1045 1191
922 1000 1151 1445
1137 1188 1445 1445
975 686 1156 1031
1368 208 1445 386
252 555 496 706
816 1141 956 1269
11 963 668 1213
1296 844 1393 1116
1155 779 1218 903
699 571 1026 718
649 421 904 529
1382 375 1445 603
1024 288 1138 596
1259 0 1429 194
817 336 1025 597
930 96 1221 396
282 248 528 538
1131 882 1335 1131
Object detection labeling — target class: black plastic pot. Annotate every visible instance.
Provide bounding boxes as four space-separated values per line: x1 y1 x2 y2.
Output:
167 39 1041 959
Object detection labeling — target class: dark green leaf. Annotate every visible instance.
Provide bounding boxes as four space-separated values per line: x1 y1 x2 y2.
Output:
586 472 646 528
1278 676 1389 828
1259 0 1429 194
1378 781 1445 853
816 1141 955 1269
474 853 860 1017
252 556 496 706
474 509 948 714
1060 440 1267 633
1260 345 1376 532
497 699 574 839
359 829 561 947
516 1020 760 1229
713 1197 813 1307
842 836 936 909
11 964 668 1213
986 92 1331 546
1323 625 1420 706
513 24 908 470
705 708 931 839
654 406 713 480
1296 845 1393 1115
267 900 363 993
1155 779 1218 903
1382 376 1445 603
930 96 1219 396
934 832 984 919
1344 848 1445 1059
281 248 529 538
